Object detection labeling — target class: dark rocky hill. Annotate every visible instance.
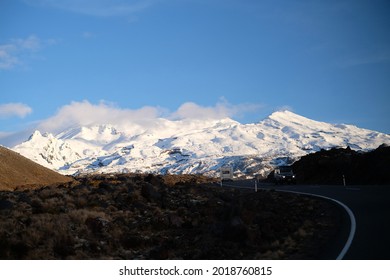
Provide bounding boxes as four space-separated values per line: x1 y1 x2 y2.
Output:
292 144 390 185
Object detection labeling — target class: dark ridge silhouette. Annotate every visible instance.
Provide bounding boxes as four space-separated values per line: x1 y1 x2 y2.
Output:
292 144 390 185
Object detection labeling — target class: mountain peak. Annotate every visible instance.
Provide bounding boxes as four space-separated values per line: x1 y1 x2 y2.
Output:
268 110 308 121
28 130 56 142
265 110 328 129
28 130 43 141
12 111 390 177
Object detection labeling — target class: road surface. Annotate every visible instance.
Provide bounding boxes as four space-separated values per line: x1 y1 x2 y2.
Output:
222 180 390 260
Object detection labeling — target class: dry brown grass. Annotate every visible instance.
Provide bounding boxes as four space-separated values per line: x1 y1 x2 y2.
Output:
0 174 341 260
0 146 74 191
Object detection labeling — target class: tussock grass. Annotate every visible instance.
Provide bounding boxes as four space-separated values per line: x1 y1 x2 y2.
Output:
0 174 340 259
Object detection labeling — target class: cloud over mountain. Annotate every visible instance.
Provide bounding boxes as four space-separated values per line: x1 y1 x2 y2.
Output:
0 99 263 147
33 99 263 134
171 99 263 120
36 100 164 133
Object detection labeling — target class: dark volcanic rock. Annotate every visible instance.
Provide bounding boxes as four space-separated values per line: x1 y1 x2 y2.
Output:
0 199 13 210
293 145 390 185
85 217 110 235
141 183 161 202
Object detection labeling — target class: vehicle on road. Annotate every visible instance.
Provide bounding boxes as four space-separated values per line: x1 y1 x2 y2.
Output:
274 165 296 184
220 166 234 181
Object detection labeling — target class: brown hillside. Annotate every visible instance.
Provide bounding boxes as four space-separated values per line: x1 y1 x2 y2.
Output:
0 146 74 191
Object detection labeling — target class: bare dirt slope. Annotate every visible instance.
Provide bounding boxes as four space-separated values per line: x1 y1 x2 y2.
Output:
0 146 74 191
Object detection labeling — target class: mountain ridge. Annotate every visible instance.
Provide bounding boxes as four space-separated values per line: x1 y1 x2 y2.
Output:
11 110 390 178
0 145 74 191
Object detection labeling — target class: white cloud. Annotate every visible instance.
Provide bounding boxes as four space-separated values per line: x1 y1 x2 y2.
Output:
0 43 21 69
35 99 264 134
172 102 229 120
0 103 33 119
171 98 263 120
0 35 55 70
37 100 166 133
275 105 294 112
11 35 42 51
24 0 156 17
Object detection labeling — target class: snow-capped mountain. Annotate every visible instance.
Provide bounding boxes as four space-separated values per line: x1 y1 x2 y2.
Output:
12 111 390 178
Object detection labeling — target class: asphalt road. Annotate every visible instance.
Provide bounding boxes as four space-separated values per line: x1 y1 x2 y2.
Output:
221 180 390 260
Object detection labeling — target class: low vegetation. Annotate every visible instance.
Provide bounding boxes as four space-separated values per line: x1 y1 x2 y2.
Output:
0 174 341 259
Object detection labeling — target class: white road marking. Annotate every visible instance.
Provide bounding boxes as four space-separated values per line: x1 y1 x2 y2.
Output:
219 181 357 259
276 189 356 260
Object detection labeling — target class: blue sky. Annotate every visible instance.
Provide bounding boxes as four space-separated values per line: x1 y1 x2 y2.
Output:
1 0 390 144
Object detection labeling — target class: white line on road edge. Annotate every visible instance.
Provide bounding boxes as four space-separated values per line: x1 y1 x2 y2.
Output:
277 189 356 260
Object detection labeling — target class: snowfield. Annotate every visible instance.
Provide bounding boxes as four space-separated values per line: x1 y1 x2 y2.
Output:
12 110 390 178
